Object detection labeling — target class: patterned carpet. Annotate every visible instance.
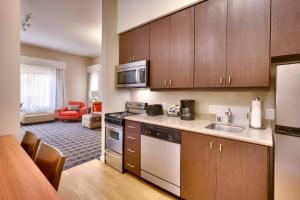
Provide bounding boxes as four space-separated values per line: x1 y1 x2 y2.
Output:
20 120 101 170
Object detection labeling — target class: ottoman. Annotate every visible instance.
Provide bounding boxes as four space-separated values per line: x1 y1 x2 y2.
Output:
82 114 101 129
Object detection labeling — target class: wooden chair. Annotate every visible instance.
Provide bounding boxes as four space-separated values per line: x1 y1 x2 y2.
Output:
35 143 66 190
21 131 41 160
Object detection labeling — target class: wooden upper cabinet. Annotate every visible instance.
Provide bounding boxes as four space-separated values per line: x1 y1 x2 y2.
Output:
132 25 150 62
119 25 149 64
120 31 134 64
169 7 195 88
216 138 269 200
181 132 217 200
150 17 170 89
271 0 300 57
194 0 227 88
227 0 270 87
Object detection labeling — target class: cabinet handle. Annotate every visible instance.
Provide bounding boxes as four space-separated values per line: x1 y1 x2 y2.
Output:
127 148 135 153
209 141 213 149
228 76 231 85
164 80 167 86
127 163 135 168
127 136 136 140
132 56 135 61
129 57 132 61
127 125 135 129
219 77 223 85
169 80 172 85
219 144 222 152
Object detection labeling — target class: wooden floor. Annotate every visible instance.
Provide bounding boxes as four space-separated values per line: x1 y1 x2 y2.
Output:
58 160 176 200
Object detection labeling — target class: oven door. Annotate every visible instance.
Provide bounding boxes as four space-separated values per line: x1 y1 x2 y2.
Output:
105 123 123 154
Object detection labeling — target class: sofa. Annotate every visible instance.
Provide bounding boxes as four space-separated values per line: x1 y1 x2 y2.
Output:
57 101 87 121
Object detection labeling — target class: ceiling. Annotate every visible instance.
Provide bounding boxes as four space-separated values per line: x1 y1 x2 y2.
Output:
21 0 102 57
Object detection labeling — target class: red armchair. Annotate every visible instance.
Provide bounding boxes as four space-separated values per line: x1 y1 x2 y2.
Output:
57 101 87 121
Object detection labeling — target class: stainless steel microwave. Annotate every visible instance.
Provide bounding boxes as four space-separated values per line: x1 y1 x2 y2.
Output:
116 60 149 88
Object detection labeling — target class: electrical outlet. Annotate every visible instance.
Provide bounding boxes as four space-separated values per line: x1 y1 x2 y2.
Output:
265 109 275 120
162 102 167 111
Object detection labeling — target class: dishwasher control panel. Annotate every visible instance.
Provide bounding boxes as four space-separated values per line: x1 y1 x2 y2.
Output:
141 124 181 144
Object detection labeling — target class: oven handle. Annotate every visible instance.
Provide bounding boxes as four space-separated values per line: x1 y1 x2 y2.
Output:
105 124 123 131
105 150 122 159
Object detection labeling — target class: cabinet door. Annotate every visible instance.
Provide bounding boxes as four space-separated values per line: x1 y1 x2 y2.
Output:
119 31 134 64
149 17 170 89
227 0 270 87
217 138 269 200
271 0 300 57
181 132 217 200
133 25 149 62
194 0 227 88
170 7 194 88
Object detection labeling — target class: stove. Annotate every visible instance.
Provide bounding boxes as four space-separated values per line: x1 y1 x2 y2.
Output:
104 102 147 172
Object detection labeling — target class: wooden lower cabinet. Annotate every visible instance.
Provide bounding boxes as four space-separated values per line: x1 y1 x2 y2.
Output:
181 131 270 200
124 120 141 176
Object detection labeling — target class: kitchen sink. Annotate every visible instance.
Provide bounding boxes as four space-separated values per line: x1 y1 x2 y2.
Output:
205 123 245 133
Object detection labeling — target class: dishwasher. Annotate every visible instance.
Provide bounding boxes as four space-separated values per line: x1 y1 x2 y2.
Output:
141 124 181 196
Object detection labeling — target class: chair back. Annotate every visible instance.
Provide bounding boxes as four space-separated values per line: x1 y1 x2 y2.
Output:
92 101 102 112
35 143 66 190
69 101 85 109
21 131 41 160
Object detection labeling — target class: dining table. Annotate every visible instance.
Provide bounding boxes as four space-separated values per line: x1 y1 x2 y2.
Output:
0 135 61 200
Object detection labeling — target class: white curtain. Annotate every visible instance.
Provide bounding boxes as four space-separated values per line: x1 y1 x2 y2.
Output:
21 64 57 113
55 69 66 109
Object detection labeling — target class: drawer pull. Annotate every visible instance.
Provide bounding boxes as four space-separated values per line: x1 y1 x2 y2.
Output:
219 144 222 152
209 141 213 149
127 126 136 129
127 149 135 153
127 136 136 140
127 163 135 168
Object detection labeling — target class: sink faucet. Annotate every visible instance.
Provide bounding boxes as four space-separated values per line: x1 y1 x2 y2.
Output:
225 108 233 125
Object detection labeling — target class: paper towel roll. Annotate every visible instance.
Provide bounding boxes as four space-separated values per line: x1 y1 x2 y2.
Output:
250 97 262 128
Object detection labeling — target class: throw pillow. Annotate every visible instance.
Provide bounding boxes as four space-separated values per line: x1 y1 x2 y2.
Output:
68 105 80 111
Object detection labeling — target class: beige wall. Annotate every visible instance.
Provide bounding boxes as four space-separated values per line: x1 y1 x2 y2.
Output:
20 44 92 103
117 0 202 33
0 0 20 135
101 0 131 159
131 69 276 117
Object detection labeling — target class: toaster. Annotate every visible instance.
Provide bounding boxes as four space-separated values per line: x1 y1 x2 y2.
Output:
146 104 163 116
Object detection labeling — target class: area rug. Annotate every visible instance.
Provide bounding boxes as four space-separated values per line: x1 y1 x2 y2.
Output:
20 120 101 170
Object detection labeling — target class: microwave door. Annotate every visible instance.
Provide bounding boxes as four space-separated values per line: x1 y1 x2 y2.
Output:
117 68 138 87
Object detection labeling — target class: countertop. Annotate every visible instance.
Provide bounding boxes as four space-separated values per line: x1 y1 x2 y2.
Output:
124 114 273 147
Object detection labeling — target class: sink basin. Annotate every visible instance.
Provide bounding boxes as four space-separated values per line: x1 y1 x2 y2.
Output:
205 123 245 133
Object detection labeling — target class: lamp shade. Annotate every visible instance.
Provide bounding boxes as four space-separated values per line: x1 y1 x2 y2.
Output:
89 90 99 98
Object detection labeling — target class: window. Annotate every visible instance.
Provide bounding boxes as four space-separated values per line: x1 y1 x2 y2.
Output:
21 64 56 113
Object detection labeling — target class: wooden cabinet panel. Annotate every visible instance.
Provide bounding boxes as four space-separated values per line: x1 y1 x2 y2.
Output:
216 138 269 200
181 132 217 200
227 0 270 87
271 0 300 57
119 31 134 64
124 120 141 176
170 7 195 88
119 25 149 64
133 25 150 62
149 17 170 89
194 0 227 88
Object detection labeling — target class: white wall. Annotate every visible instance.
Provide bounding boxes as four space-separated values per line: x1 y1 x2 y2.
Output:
0 0 20 135
101 0 131 159
117 0 202 33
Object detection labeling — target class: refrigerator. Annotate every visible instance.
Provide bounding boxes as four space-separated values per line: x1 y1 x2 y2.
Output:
275 63 300 200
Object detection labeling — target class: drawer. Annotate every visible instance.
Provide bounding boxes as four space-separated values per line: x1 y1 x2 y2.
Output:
125 120 141 134
124 155 140 176
125 131 140 145
125 142 140 158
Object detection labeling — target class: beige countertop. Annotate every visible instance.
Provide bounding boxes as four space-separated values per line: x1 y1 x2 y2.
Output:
124 114 273 147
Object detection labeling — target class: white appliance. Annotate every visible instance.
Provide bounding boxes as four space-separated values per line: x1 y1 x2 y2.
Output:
141 124 181 196
275 63 300 200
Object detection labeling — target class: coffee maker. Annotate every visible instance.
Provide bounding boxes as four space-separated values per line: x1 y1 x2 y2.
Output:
180 100 195 120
